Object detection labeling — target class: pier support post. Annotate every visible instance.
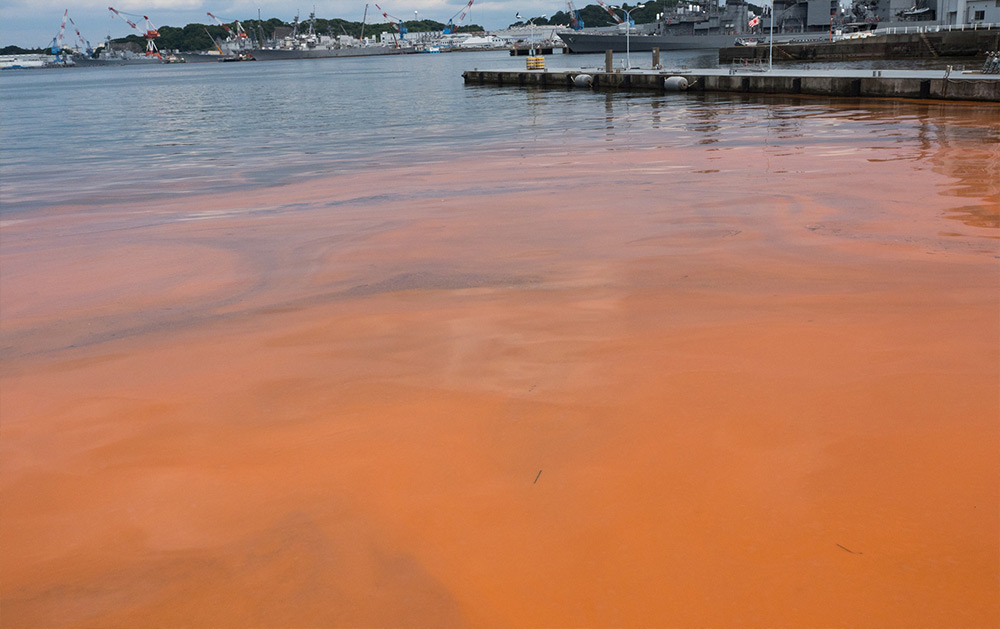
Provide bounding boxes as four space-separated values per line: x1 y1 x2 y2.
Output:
652 47 660 68
605 50 613 72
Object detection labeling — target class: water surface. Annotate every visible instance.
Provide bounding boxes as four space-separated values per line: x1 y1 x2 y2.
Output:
1 48 998 628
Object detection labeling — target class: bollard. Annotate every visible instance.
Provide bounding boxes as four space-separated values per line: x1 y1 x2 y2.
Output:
605 50 613 73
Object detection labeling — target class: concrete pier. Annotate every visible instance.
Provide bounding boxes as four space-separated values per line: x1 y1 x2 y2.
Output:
462 67 1000 103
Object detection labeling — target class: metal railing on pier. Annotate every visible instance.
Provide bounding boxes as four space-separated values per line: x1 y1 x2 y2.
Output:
729 57 767 73
875 22 999 35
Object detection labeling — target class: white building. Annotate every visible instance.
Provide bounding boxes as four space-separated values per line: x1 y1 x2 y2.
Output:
938 0 1000 23
455 35 500 48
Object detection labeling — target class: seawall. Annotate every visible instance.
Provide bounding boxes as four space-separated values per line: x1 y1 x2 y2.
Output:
462 68 1000 102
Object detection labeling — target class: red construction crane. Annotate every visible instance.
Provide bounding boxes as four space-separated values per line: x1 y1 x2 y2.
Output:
108 6 162 57
68 15 94 55
443 0 475 34
207 12 249 41
595 0 625 23
374 3 402 47
49 10 69 62
57 9 69 48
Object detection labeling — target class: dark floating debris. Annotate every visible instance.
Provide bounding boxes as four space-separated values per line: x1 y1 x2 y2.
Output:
836 543 862 555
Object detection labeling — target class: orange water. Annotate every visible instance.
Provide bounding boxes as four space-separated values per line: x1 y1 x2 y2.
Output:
2 103 998 627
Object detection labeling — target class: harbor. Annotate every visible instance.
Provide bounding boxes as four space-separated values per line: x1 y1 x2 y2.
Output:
3 53 997 624
2 3 999 628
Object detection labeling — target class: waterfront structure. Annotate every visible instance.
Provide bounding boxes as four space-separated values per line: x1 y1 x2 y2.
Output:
936 0 1000 23
776 0 1000 27
561 0 998 54
0 54 48 69
462 66 1000 102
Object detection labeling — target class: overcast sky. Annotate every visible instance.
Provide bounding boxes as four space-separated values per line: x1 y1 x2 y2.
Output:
1 0 551 49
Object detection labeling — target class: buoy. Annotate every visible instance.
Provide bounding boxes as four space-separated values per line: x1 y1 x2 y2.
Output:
573 73 593 87
663 76 689 91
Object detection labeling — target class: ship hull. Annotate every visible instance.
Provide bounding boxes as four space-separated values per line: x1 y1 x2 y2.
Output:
559 32 742 53
559 30 831 53
176 53 229 63
72 56 164 66
250 47 415 61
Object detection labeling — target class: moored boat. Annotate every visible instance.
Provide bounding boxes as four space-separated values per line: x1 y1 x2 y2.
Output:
72 38 167 66
250 10 415 60
251 46 413 60
0 54 49 69
556 0 843 53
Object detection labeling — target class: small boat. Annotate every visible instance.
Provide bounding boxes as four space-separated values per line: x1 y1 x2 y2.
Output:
219 52 256 62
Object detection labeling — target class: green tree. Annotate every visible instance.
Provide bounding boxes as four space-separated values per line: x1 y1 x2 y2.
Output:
1 45 47 54
509 1 677 28
102 12 485 52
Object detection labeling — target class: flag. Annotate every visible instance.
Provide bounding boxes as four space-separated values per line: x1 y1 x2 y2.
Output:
748 15 760 27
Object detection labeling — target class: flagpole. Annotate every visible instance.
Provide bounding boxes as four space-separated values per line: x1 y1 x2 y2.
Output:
769 0 773 71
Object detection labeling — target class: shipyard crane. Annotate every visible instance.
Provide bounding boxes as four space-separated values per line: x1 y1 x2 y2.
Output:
203 27 224 54
442 0 475 34
207 12 233 39
207 12 249 42
68 16 94 55
567 1 585 29
595 0 625 23
374 3 404 45
108 7 162 57
49 10 69 63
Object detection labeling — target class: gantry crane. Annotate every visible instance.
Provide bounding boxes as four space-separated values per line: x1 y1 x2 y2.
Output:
49 10 69 62
443 0 475 34
108 6 162 57
595 0 625 23
567 1 585 30
68 15 94 56
207 12 249 43
374 3 403 46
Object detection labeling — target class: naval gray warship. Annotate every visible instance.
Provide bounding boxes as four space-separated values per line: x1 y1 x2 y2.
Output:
558 0 825 52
